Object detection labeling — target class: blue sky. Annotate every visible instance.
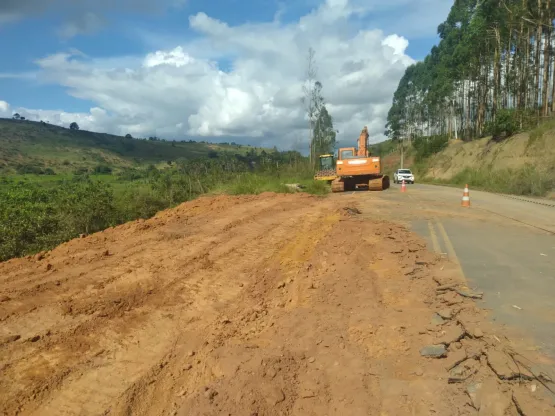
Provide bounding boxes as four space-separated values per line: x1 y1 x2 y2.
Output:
0 0 451 147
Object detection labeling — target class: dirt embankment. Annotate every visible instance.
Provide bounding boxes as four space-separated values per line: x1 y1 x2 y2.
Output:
0 193 553 415
421 132 555 181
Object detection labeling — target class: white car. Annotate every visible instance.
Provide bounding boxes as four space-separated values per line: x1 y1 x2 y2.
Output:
394 169 414 184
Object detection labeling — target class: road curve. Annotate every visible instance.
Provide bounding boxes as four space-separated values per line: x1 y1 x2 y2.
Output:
356 183 555 360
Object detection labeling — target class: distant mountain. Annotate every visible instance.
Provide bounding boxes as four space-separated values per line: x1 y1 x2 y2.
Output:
0 118 264 175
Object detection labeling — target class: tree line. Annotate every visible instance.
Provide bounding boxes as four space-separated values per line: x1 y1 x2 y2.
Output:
386 0 555 143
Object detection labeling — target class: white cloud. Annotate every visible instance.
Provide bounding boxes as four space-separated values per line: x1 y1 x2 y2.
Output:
0 101 11 116
7 0 418 148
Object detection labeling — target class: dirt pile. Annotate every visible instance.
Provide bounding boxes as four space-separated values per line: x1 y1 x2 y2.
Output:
0 193 552 415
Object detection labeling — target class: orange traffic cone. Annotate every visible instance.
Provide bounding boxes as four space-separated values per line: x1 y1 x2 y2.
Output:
401 179 407 193
461 184 470 207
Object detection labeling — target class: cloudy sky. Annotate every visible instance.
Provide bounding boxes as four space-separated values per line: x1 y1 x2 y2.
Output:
0 0 451 150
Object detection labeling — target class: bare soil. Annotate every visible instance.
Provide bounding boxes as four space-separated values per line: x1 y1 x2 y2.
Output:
0 192 552 415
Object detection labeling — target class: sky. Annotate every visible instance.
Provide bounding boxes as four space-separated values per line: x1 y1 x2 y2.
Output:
0 0 451 150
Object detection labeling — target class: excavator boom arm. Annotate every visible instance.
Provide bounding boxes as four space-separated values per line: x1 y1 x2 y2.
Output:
357 126 369 157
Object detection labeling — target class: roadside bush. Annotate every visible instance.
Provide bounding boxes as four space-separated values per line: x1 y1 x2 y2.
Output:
0 152 321 262
0 179 117 261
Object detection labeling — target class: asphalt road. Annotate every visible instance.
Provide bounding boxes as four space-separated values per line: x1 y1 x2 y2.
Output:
357 183 555 360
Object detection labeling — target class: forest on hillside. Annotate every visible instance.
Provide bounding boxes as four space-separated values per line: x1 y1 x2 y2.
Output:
386 0 555 143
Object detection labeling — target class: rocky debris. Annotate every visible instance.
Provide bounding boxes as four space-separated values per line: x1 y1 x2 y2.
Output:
0 295 11 302
436 324 465 346
472 328 484 338
466 381 482 410
27 335 40 343
455 288 483 299
437 308 454 320
448 358 480 383
440 291 463 306
307 357 315 363
342 207 362 215
476 379 513 415
459 338 485 360
420 344 447 358
444 348 467 371
486 350 533 380
512 388 554 415
430 313 445 326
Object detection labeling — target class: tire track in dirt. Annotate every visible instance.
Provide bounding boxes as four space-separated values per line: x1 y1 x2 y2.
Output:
0 193 334 415
1 193 553 415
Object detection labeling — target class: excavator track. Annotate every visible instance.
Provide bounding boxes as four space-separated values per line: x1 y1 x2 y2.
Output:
331 179 345 193
368 175 390 191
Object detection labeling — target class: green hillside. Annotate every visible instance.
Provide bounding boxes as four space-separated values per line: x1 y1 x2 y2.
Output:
0 118 264 174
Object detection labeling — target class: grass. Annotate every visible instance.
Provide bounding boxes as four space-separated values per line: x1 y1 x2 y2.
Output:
214 172 330 196
528 119 555 148
422 164 555 197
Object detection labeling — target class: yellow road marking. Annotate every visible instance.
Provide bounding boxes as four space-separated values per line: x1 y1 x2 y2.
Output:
435 220 463 270
427 221 441 254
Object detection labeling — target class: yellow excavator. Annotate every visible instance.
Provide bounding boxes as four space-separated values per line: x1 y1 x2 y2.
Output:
331 126 390 192
313 154 338 183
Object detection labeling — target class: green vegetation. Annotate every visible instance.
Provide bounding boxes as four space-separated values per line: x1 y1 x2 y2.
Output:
412 135 449 162
381 1 555 197
386 0 555 143
426 164 555 197
0 149 327 262
370 139 397 158
0 118 267 174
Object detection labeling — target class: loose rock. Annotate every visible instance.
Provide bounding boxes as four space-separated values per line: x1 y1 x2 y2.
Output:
444 348 467 371
465 381 482 410
420 344 447 358
472 328 484 338
436 324 465 346
437 308 453 320
513 388 554 415
487 350 532 380
430 313 445 326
